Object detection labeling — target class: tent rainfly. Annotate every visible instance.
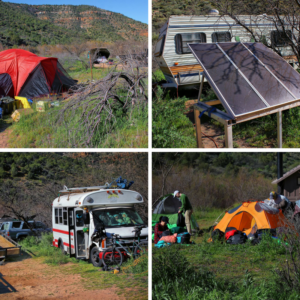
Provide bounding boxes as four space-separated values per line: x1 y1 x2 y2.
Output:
214 201 287 237
0 49 76 98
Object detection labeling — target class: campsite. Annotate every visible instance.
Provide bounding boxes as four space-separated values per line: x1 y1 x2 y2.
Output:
152 0 300 148
152 152 300 299
0 2 148 148
0 152 148 300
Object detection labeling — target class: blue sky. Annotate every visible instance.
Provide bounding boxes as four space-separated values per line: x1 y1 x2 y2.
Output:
3 0 148 24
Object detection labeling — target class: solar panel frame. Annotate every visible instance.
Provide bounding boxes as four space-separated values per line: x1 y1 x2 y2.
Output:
188 42 300 119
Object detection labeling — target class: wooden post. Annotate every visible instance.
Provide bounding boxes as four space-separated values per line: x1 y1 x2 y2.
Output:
194 109 203 148
225 124 233 148
197 73 204 102
277 111 282 148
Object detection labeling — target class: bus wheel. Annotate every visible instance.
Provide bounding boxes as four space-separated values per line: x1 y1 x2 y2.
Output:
90 247 103 267
59 240 65 255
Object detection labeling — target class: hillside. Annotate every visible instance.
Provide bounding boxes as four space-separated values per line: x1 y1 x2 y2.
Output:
0 2 147 47
0 152 148 225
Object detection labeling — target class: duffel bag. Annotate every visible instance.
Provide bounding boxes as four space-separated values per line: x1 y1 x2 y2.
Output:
177 232 190 244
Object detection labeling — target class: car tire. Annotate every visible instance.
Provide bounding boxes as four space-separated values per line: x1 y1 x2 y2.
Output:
90 247 103 267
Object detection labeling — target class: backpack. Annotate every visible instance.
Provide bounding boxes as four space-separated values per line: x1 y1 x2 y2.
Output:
177 232 190 244
177 212 185 227
226 231 247 245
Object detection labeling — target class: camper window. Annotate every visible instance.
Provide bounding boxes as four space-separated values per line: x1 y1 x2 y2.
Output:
212 32 231 43
271 30 292 47
175 33 206 54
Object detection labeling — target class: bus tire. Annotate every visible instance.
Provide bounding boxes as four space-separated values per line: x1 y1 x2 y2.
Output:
90 247 103 267
59 240 65 255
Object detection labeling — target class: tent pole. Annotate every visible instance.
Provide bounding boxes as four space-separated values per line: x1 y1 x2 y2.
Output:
225 123 233 148
277 111 282 148
194 108 203 148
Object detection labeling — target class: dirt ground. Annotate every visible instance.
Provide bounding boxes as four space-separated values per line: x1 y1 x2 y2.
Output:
0 121 10 148
0 256 125 300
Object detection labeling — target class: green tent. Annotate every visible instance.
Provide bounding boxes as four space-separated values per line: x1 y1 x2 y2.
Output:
152 194 199 237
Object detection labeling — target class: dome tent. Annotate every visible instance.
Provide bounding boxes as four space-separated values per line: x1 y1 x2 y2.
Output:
214 201 287 237
0 49 76 98
152 194 199 232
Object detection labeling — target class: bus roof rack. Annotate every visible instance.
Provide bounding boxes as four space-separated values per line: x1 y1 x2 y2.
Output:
59 176 134 195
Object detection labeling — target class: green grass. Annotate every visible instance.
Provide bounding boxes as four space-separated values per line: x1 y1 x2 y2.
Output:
16 234 148 299
153 74 300 148
152 207 300 299
7 90 147 148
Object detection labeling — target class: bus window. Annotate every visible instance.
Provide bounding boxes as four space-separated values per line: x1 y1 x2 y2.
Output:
59 208 63 224
76 211 84 227
212 31 231 42
63 208 68 225
55 208 58 224
175 32 206 54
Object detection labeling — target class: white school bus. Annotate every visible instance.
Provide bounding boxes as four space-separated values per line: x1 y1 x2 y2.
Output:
155 13 298 89
52 184 148 267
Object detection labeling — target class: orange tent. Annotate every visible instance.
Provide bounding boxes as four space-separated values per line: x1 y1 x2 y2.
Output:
214 201 287 236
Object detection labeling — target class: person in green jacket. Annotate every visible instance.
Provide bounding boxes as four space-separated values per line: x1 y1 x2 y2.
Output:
174 190 193 234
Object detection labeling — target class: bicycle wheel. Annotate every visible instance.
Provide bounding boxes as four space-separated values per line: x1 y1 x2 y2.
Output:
134 241 148 259
102 247 123 268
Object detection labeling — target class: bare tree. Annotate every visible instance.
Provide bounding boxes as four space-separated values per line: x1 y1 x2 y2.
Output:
211 0 300 62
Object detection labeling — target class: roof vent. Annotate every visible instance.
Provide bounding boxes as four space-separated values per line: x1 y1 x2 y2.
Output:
208 9 219 16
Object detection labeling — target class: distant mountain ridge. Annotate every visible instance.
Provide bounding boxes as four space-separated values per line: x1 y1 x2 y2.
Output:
0 2 147 47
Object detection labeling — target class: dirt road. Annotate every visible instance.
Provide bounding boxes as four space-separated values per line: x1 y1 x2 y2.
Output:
0 256 125 300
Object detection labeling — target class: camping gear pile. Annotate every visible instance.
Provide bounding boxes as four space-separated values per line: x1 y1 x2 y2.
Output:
0 49 76 119
210 201 288 245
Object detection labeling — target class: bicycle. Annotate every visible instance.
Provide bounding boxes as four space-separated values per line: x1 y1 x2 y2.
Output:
102 225 148 268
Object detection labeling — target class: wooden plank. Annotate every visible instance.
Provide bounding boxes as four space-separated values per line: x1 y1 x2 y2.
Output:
277 111 283 148
0 235 15 248
170 64 203 75
194 108 203 148
225 125 233 148
204 100 221 106
235 98 300 124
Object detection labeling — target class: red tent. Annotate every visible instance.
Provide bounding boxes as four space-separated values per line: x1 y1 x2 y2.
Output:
0 49 76 98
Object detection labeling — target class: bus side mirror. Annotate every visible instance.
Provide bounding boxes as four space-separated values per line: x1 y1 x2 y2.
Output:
83 211 90 225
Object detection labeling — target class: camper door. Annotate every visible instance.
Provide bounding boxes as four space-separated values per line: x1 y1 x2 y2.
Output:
74 208 88 259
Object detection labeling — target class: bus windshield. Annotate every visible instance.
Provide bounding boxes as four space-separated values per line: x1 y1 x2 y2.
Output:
93 208 144 228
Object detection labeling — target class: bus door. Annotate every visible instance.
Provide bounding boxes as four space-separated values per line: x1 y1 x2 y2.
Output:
74 208 88 259
68 207 75 257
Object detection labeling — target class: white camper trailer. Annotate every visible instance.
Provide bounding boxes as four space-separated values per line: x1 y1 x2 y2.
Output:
155 14 298 89
52 183 147 267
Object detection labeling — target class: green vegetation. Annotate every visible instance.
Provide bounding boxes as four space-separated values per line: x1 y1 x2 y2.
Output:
17 234 147 299
153 207 297 299
152 86 195 148
0 2 147 47
7 91 147 148
152 72 300 148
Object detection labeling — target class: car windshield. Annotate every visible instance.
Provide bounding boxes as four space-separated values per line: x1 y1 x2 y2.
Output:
93 208 144 228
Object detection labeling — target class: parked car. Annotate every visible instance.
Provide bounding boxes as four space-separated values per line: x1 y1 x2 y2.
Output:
0 220 52 241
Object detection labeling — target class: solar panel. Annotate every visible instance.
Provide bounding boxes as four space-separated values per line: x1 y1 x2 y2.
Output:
188 42 300 118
